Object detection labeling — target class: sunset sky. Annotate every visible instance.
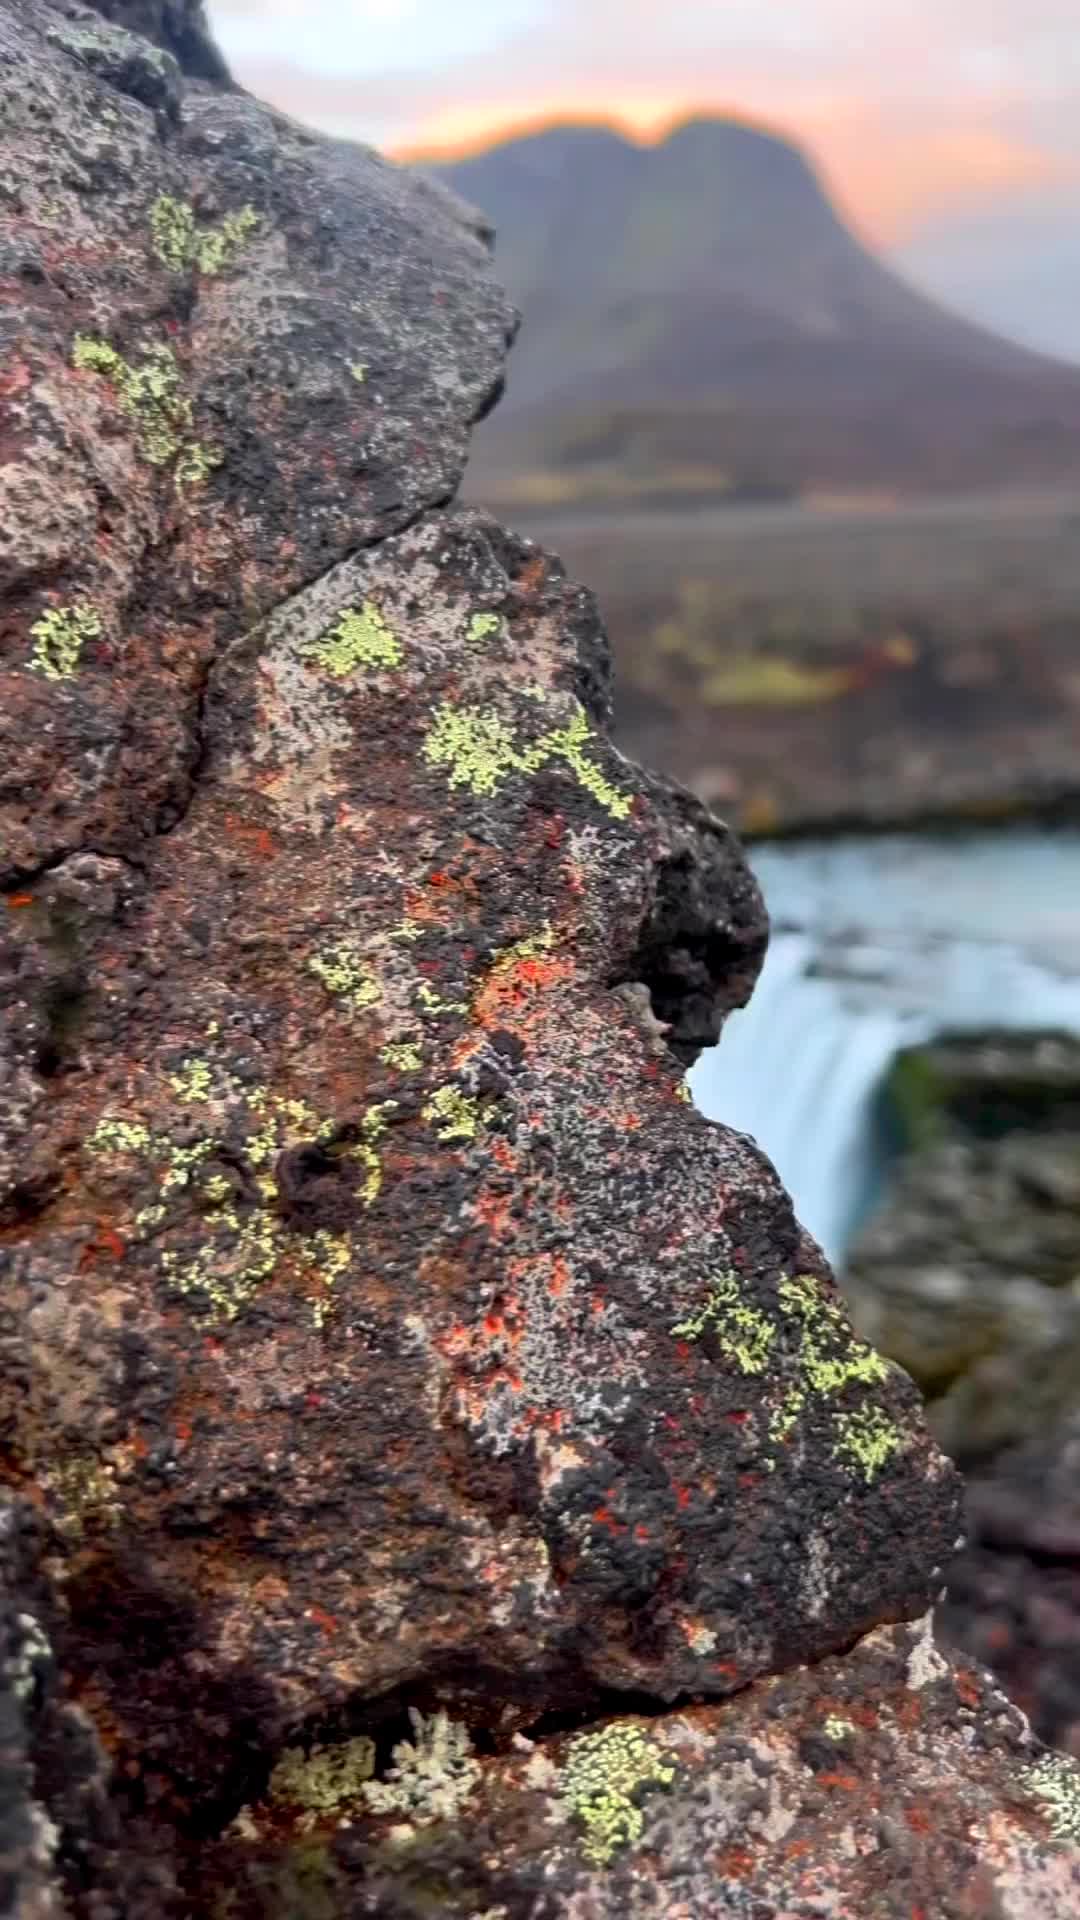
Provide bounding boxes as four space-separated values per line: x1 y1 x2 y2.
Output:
207 0 1080 362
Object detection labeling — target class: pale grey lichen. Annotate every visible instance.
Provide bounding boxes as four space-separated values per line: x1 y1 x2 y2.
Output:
362 1709 479 1822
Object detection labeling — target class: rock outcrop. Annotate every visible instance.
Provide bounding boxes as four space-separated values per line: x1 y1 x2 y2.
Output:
3 3 1080 1913
846 1033 1080 1763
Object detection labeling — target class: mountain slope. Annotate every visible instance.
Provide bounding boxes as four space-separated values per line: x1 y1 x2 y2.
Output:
432 118 1080 505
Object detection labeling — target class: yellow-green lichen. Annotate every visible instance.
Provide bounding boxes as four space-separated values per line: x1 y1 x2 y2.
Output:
307 944 381 1009
349 361 367 383
301 604 403 678
421 697 632 820
467 611 504 646
424 1085 488 1144
88 1116 153 1156
160 1137 215 1193
769 1383 806 1446
822 1715 855 1741
379 1041 423 1072
45 1453 122 1540
362 1710 479 1823
349 1101 398 1208
174 440 223 493
672 1270 774 1375
72 334 221 494
308 1228 352 1328
766 1273 899 1475
415 982 468 1019
560 1723 675 1867
269 1737 375 1823
73 334 191 467
489 924 557 972
832 1405 902 1482
150 194 260 276
84 1080 373 1326
168 1056 213 1103
1027 1752 1080 1842
778 1274 890 1396
28 602 101 682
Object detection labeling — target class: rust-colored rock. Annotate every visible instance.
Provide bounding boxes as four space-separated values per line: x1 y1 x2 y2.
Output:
3 2 1076 1914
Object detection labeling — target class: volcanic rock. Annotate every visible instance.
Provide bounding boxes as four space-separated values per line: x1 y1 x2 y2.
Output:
1 2 1077 1913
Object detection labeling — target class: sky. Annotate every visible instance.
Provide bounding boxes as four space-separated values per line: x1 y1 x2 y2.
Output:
207 0 1080 362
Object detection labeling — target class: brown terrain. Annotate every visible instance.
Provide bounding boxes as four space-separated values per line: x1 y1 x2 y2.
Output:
513 494 1080 835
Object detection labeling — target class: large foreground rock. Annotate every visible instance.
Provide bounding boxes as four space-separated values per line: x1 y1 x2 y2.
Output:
2 1 1078 1912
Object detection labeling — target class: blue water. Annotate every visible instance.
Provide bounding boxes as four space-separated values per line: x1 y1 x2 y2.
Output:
691 830 1080 1263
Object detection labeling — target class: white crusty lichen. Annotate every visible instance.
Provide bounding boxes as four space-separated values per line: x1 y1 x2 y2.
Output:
1027 1751 1080 1842
362 1709 480 1822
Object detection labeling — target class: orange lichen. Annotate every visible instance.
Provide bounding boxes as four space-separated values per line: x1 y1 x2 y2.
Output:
472 951 573 1028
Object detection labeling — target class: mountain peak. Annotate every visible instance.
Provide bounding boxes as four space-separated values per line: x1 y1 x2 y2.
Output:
433 113 1080 501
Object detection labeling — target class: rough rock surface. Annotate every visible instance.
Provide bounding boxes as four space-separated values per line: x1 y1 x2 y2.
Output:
846 1032 1080 1466
2 2 1079 1914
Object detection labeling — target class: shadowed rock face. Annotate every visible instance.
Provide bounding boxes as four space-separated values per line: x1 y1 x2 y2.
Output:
2 3 1077 1914
75 0 232 82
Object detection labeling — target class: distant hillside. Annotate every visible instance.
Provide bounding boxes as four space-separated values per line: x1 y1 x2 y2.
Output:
431 119 1080 507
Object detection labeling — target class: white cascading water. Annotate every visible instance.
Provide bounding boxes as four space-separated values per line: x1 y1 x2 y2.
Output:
690 831 1080 1263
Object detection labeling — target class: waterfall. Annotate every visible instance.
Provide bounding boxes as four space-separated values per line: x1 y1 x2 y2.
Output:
690 831 1080 1264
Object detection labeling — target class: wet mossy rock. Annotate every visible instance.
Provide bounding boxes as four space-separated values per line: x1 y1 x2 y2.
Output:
2 3 1078 1914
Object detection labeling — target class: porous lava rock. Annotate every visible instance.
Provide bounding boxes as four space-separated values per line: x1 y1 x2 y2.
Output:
2 2 1076 1914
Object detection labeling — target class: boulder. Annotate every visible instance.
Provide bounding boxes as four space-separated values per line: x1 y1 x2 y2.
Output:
1 1 1077 1912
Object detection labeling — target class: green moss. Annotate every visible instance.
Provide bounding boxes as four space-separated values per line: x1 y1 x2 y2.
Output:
883 1048 949 1155
832 1405 902 1482
150 194 260 275
301 604 403 678
672 1270 774 1374
28 602 101 682
560 1723 675 1867
421 697 631 820
701 656 853 707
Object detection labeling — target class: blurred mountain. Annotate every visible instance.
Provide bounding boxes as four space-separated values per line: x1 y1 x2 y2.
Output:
431 118 1080 507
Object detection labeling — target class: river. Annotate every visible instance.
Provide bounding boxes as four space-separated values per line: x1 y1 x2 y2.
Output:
691 829 1080 1263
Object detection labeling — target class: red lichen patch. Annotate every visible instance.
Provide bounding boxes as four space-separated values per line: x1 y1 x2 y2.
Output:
472 950 575 1030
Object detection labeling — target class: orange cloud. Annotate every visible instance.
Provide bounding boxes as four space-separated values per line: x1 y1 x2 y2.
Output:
396 100 1067 244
